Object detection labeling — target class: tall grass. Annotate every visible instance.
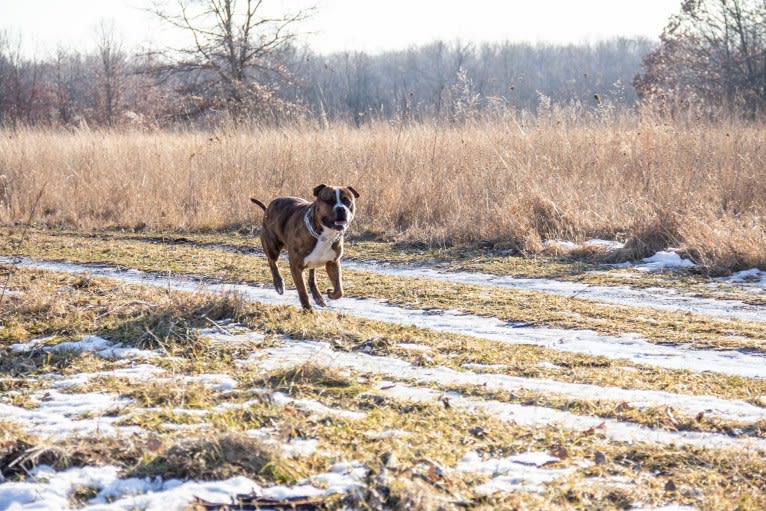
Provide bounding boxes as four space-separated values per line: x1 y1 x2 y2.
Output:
2 114 765 273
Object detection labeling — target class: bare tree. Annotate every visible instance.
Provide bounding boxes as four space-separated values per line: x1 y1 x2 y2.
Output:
635 0 766 116
149 0 313 121
53 48 75 125
0 32 42 127
94 21 127 126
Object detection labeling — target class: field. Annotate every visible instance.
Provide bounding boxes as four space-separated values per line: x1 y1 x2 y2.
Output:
2 117 766 272
1 121 766 510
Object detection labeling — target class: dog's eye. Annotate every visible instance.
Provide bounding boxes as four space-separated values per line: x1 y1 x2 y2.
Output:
341 197 351 206
325 198 335 204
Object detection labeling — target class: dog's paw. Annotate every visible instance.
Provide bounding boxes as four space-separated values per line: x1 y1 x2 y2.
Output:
327 289 343 300
275 283 284 295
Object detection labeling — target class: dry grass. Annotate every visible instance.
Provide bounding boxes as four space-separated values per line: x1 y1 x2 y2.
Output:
4 267 766 508
1 117 765 273
7 230 766 352
4 266 765 415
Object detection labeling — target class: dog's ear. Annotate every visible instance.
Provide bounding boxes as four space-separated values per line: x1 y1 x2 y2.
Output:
347 186 360 198
313 184 328 196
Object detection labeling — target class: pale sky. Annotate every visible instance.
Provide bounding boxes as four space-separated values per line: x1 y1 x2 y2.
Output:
1 0 679 57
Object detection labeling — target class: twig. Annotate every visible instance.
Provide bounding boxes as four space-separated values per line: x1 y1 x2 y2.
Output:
144 324 172 358
203 315 232 335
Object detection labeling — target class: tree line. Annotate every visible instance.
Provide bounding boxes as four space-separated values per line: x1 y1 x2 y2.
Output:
0 36 651 128
2 0 765 128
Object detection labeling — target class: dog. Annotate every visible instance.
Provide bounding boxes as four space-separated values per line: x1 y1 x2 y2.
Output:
251 184 360 311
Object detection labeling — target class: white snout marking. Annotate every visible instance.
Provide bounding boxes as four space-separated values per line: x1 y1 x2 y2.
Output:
334 188 351 221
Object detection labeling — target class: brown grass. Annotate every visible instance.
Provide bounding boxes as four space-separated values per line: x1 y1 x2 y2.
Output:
2 116 765 272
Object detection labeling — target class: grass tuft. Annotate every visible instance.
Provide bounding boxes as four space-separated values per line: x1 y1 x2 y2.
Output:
129 433 297 482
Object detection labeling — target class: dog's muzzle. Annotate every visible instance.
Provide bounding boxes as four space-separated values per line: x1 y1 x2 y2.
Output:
333 206 350 230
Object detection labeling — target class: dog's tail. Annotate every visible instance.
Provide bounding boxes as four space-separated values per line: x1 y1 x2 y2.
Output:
250 197 267 211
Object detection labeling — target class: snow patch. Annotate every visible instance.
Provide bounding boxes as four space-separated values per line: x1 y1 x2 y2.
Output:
271 392 365 420
11 335 161 360
245 428 320 458
51 364 166 388
723 268 766 288
542 239 625 252
456 451 574 495
8 336 55 353
183 373 238 392
10 255 766 329
585 239 626 250
636 251 695 272
0 460 366 511
543 240 578 251
0 390 138 438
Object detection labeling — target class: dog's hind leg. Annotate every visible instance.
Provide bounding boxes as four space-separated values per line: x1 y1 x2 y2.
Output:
261 234 284 294
268 259 284 295
308 269 327 307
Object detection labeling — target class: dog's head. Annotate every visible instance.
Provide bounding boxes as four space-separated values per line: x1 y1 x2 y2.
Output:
312 184 360 232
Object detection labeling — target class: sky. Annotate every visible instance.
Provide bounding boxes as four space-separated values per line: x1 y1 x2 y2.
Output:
0 0 680 57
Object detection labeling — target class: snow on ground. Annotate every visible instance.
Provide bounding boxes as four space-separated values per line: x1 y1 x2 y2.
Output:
635 251 696 272
327 299 766 379
342 258 765 324
3 251 764 508
376 381 766 452
542 238 625 254
0 461 366 511
9 335 239 393
51 364 165 389
5 258 766 379
46 367 161 390
722 268 766 288
0 390 140 438
247 339 766 424
14 332 765 449
10 335 161 360
243 339 766 450
455 451 575 496
46 336 160 360
245 428 320 458
182 373 238 392
0 336 368 509
1 336 241 438
7 254 766 327
270 391 366 420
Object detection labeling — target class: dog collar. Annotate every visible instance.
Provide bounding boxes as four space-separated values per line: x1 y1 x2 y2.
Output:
305 206 343 243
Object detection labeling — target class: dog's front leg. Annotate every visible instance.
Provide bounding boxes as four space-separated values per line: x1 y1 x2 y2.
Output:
325 260 343 300
308 269 327 307
289 257 312 310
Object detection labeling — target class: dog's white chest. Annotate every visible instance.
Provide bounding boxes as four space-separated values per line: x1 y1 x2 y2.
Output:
304 234 340 269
